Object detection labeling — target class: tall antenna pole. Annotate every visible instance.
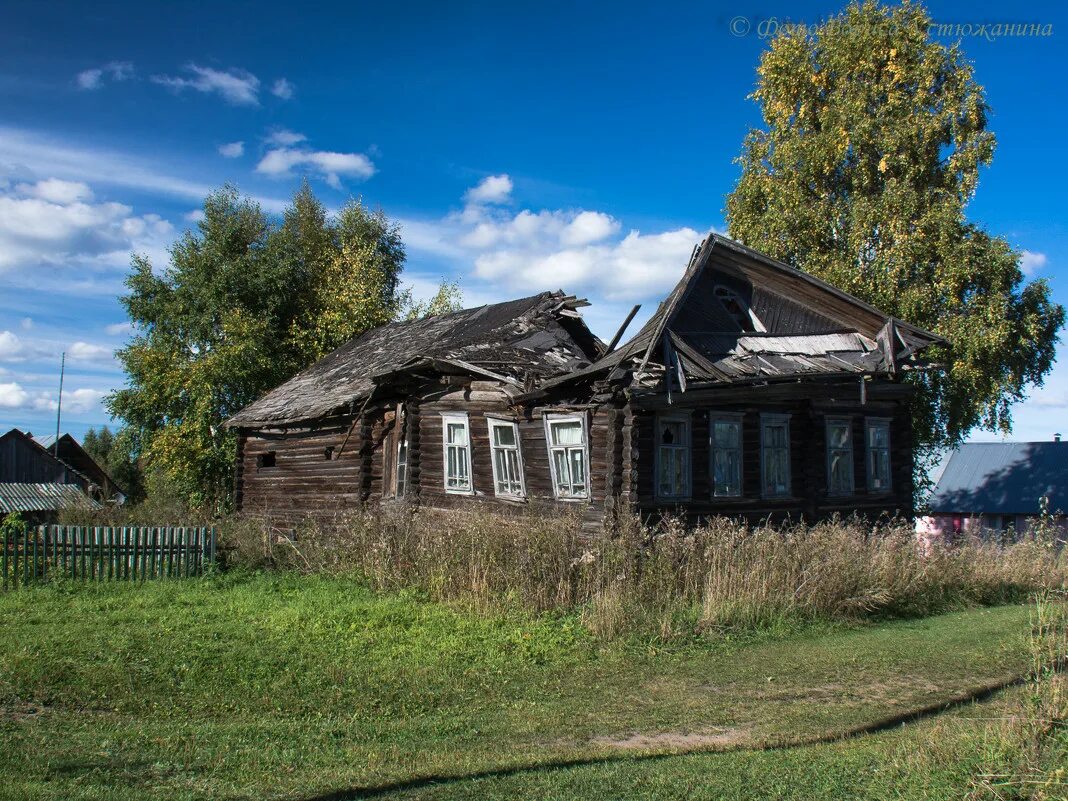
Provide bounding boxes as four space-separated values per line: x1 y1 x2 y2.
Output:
54 351 65 456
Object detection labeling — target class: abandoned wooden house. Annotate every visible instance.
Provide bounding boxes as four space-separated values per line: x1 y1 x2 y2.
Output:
226 234 945 528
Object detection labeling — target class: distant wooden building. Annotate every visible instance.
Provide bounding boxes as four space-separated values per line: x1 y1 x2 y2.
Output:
0 429 109 522
227 234 944 528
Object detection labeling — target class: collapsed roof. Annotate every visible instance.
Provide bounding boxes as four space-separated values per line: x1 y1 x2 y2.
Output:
529 233 946 398
228 234 948 427
227 291 601 428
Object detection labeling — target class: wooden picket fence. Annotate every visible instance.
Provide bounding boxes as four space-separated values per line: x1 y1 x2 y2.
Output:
1 526 217 590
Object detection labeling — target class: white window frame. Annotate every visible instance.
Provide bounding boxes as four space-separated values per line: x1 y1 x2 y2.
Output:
395 434 409 497
866 418 892 494
825 416 855 497
760 413 792 498
710 413 744 498
440 412 473 495
543 413 590 501
487 417 526 499
655 412 692 500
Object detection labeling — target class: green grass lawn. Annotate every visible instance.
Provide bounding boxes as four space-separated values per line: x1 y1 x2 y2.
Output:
0 572 1038 800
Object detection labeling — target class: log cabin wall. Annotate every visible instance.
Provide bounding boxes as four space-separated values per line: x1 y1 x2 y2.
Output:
633 379 914 524
410 381 616 526
235 415 370 524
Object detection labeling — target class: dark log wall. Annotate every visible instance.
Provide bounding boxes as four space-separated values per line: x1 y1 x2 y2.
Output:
633 381 914 523
413 382 615 525
234 377 916 528
236 416 369 524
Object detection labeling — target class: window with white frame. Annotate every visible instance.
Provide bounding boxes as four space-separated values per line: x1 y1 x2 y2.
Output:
710 415 743 497
656 414 691 499
488 418 525 498
760 414 791 497
441 413 472 493
545 415 588 499
866 419 892 493
825 417 854 496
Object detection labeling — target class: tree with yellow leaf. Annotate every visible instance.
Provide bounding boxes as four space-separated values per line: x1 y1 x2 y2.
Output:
727 1 1064 464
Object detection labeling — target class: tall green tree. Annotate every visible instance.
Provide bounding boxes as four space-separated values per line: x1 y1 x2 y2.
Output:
726 1 1064 453
82 425 145 503
108 184 460 509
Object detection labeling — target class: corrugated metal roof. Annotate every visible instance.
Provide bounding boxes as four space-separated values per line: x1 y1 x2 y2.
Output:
927 442 1068 515
0 483 100 513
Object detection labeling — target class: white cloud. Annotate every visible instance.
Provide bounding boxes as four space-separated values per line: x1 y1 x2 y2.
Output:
265 129 307 147
184 209 206 223
218 141 244 158
67 341 115 365
105 322 134 336
16 178 93 204
256 135 376 188
401 178 704 307
32 387 107 415
0 126 289 213
76 61 133 90
19 318 32 331
151 64 260 106
0 382 29 408
271 78 294 99
465 174 513 205
0 179 175 275
0 330 52 362
1021 250 1048 276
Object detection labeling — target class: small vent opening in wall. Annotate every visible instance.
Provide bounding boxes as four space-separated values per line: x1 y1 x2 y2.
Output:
257 451 276 469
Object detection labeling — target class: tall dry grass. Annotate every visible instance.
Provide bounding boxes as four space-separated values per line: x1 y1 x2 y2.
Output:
224 505 1068 637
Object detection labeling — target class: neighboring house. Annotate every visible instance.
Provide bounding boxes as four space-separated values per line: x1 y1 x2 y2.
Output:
917 439 1068 543
32 433 126 504
0 429 105 522
226 234 944 529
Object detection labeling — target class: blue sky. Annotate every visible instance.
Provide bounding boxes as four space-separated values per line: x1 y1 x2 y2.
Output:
1 0 1065 443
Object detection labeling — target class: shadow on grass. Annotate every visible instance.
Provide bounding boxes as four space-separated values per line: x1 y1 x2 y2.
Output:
296 673 1028 800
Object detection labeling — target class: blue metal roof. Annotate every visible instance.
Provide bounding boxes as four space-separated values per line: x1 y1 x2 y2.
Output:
927 442 1068 515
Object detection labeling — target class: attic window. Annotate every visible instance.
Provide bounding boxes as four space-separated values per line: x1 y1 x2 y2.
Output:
714 285 765 333
257 451 276 469
324 446 335 461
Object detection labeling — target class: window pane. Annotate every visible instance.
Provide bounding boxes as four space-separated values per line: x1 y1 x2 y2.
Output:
505 450 522 491
869 422 889 448
870 450 891 490
447 422 467 445
660 420 684 445
552 449 571 493
714 420 740 448
569 449 587 495
828 421 850 449
492 423 516 447
766 448 789 495
550 420 583 446
713 449 741 496
829 452 852 492
767 423 788 448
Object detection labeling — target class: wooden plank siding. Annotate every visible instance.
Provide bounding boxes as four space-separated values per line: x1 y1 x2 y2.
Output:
633 384 913 523
234 376 913 527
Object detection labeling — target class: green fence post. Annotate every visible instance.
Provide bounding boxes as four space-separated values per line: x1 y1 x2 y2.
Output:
22 527 29 586
2 529 8 591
